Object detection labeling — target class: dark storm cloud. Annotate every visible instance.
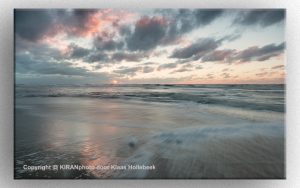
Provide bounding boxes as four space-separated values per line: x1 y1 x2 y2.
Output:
125 16 167 51
16 51 111 85
55 9 98 36
124 10 224 52
92 64 103 70
15 39 65 62
201 49 235 62
15 9 225 56
15 53 34 74
234 42 285 63
15 10 53 41
64 42 147 63
34 62 90 76
234 9 285 27
170 38 221 59
158 9 224 35
194 9 223 26
84 52 109 63
67 43 90 59
15 9 99 41
16 62 110 85
54 9 97 25
70 9 98 22
16 53 90 76
93 35 124 51
111 52 147 62
171 40 284 64
83 51 147 64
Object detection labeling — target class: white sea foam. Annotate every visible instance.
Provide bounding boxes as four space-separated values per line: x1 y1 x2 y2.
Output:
116 123 284 178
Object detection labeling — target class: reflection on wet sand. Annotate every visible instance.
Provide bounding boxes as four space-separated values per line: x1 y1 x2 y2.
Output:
15 97 284 179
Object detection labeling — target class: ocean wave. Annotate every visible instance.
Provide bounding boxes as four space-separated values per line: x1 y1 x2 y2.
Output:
17 91 284 112
16 85 285 112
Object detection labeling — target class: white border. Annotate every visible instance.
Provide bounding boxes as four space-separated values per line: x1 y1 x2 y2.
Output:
1 0 300 187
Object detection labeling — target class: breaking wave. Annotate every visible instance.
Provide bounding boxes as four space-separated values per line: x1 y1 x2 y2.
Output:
16 84 285 112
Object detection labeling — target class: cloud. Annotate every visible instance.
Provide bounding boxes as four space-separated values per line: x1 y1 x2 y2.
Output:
202 49 235 62
272 65 285 69
157 63 177 71
113 65 155 76
171 68 191 74
93 34 124 51
170 38 221 59
234 9 285 27
256 72 268 77
53 9 99 37
194 9 223 26
114 67 141 76
92 64 103 70
124 10 224 52
125 16 168 51
175 42 285 64
85 52 109 63
170 63 194 73
221 72 231 78
15 10 53 41
67 43 90 59
182 63 193 68
15 9 285 85
16 51 111 85
111 52 147 62
158 9 224 36
233 42 285 63
15 9 121 42
143 62 156 66
15 10 99 41
206 73 214 79
15 9 226 60
142 66 155 73
16 53 91 76
66 46 147 64
34 63 89 76
15 39 65 62
195 65 203 70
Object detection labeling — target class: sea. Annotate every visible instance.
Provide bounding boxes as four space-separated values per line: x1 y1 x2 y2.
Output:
14 84 285 179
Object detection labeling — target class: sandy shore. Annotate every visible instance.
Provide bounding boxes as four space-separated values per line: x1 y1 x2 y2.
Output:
15 97 285 179
115 125 284 179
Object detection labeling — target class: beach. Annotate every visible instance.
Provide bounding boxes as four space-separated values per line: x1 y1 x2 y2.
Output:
15 84 285 179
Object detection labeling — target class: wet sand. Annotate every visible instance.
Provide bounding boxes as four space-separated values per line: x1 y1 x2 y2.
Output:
15 97 285 179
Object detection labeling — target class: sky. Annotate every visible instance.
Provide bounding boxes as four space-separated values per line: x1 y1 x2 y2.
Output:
15 9 285 85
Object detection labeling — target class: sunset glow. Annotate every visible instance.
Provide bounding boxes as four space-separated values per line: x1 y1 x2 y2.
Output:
15 9 285 85
112 80 118 84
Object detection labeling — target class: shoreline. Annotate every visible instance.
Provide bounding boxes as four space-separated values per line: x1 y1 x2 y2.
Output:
15 97 285 179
